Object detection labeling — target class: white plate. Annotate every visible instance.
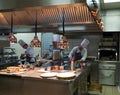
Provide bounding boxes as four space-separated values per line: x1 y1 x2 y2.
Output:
40 72 57 78
12 72 25 74
57 72 75 79
37 69 48 73
19 69 26 72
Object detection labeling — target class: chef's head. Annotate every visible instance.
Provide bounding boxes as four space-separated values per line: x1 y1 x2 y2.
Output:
79 38 90 50
18 39 28 49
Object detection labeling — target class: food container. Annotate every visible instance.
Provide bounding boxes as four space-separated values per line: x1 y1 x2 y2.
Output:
53 50 61 60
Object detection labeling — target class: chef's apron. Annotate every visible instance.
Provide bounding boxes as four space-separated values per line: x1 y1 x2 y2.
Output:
26 56 35 64
74 51 82 61
74 51 82 68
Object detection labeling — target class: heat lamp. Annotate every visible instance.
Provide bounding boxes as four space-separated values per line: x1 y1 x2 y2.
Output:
57 9 69 49
30 10 41 47
7 13 17 43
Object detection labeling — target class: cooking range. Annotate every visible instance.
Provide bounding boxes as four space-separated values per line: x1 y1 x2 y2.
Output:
98 48 118 61
98 46 118 86
98 48 118 85
97 35 119 85
99 61 117 85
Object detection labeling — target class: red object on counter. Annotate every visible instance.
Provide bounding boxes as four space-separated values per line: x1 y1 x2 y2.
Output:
81 62 87 69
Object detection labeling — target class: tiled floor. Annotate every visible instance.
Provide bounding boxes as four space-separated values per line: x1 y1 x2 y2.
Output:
100 85 120 95
88 85 120 95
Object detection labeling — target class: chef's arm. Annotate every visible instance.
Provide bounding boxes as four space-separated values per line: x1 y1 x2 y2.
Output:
68 47 76 61
68 49 74 61
25 49 34 57
80 48 87 61
25 51 30 57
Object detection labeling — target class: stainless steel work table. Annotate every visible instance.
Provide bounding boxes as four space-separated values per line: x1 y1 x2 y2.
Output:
0 66 90 95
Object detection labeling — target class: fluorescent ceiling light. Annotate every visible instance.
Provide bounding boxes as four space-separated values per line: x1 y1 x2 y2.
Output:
58 26 86 31
104 0 120 3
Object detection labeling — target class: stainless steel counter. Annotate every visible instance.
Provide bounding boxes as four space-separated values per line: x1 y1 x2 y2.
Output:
0 66 90 95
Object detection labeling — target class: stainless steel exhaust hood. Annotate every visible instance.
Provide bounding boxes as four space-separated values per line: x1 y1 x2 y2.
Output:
0 1 103 34
0 0 79 11
17 0 75 7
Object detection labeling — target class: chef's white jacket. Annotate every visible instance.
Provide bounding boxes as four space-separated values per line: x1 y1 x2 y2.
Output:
25 45 35 62
68 46 87 61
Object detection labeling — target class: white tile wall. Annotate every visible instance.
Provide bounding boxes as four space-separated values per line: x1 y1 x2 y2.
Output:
42 33 53 53
10 33 42 59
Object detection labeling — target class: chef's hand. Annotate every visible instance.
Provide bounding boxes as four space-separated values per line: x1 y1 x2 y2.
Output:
25 51 30 57
75 60 83 64
79 60 87 69
76 59 87 68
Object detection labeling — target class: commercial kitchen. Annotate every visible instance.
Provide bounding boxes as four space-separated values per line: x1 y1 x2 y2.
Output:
0 0 120 95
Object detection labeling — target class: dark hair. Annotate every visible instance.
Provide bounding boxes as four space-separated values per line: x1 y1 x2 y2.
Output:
23 44 28 49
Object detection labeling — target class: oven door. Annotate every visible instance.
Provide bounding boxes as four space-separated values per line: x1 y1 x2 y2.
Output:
99 69 115 85
98 48 117 61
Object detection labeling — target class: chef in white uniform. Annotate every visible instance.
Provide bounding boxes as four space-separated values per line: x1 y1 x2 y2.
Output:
68 38 90 63
18 39 35 64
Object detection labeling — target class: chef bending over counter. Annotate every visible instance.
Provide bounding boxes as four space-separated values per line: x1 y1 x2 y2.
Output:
37 38 90 69
68 38 90 68
18 39 35 64
36 44 63 68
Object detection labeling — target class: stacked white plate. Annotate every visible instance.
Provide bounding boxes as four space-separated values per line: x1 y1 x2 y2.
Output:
57 71 76 79
40 72 57 78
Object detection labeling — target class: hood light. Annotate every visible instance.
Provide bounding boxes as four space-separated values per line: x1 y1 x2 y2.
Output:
7 32 17 43
57 9 69 49
30 35 41 47
57 36 69 49
30 9 41 47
